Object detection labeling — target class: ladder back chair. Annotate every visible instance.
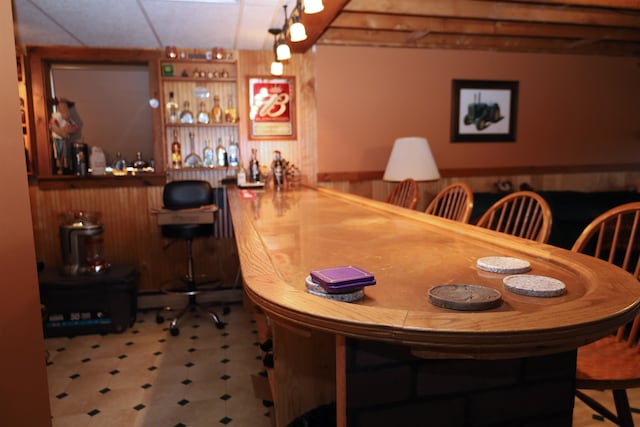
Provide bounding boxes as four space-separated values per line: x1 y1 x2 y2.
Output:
386 178 419 210
572 202 640 427
475 191 552 243
425 182 474 223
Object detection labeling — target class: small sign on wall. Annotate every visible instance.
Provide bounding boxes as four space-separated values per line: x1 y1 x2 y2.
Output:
248 76 296 140
451 79 519 143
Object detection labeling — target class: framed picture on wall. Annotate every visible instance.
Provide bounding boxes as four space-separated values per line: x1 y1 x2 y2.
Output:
248 76 296 140
451 80 519 142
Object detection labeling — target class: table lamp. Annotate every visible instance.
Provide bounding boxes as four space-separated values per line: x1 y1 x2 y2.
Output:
383 137 440 182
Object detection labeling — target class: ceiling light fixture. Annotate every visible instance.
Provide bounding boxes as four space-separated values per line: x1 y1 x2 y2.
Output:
268 0 323 63
303 0 324 14
269 28 284 76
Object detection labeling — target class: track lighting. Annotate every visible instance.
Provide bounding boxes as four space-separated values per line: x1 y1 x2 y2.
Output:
266 0 324 67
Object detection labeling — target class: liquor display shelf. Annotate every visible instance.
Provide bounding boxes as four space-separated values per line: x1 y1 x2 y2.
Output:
160 53 239 173
165 122 238 128
161 77 236 83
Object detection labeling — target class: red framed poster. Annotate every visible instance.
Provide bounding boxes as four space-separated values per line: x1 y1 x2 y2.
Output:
248 76 296 140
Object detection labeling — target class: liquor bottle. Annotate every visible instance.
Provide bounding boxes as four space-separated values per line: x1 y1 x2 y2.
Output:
197 101 210 124
113 152 127 175
237 166 247 186
211 95 223 123
224 95 237 123
227 138 239 167
179 100 194 124
272 150 284 190
166 91 178 123
133 152 147 171
249 148 260 183
184 131 203 167
171 129 182 168
202 139 214 167
215 137 227 167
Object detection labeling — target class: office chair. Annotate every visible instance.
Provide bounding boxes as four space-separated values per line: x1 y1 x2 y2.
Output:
156 180 228 336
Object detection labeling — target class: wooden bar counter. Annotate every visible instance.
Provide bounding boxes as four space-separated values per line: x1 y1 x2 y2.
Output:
228 185 640 427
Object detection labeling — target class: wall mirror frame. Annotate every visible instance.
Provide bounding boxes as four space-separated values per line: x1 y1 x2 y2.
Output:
27 46 165 189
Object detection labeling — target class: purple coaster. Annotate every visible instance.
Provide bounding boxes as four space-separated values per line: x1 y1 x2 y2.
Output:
310 265 376 292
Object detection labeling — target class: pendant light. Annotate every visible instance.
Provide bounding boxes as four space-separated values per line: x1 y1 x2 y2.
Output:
289 1 307 42
303 0 324 14
275 5 291 61
269 28 284 75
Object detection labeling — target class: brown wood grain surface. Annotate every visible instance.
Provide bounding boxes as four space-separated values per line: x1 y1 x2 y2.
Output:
231 185 640 360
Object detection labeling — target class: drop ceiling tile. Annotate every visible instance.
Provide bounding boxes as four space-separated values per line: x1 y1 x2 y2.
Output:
29 0 160 48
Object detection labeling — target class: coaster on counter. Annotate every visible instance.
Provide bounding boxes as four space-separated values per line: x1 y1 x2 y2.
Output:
305 276 365 302
310 265 376 292
428 284 502 311
503 274 566 297
477 256 531 274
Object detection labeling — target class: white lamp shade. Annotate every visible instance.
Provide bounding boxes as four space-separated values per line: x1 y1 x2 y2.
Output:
303 0 324 14
383 137 440 182
289 21 307 42
276 42 291 61
270 61 283 76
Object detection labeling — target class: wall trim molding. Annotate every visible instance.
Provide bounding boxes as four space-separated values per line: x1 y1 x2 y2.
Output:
317 163 640 182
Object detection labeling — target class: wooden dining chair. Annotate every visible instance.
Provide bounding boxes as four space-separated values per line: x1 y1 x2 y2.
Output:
425 182 474 223
572 202 640 427
386 178 419 210
475 190 552 243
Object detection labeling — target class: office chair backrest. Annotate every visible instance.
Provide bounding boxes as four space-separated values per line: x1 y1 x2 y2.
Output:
163 180 213 210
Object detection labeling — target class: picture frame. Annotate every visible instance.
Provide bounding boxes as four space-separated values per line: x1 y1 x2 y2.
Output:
247 76 296 140
450 79 519 142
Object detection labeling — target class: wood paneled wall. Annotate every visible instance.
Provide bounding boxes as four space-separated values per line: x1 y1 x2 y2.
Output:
26 47 639 292
27 49 317 292
319 170 640 212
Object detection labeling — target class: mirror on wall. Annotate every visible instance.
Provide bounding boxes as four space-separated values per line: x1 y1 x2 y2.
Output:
28 46 163 181
49 63 154 170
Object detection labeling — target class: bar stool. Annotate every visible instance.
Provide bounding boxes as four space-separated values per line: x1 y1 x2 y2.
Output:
155 180 228 336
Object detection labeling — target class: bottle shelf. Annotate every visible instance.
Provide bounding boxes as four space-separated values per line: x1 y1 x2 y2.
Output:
165 122 238 128
162 77 236 83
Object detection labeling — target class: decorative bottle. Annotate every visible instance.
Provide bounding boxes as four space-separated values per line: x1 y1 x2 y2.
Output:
227 138 239 167
171 129 182 168
249 148 260 183
211 95 223 123
166 91 178 123
224 95 237 123
202 139 215 167
179 100 194 124
215 137 227 167
197 101 210 124
183 131 203 168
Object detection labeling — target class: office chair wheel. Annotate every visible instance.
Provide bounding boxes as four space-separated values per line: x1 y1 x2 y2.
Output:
216 321 226 330
222 306 231 315
170 326 180 336
156 314 164 324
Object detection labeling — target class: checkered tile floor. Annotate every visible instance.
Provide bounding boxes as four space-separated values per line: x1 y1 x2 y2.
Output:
45 302 272 427
44 300 640 427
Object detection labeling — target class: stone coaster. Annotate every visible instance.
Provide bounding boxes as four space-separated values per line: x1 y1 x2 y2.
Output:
428 284 502 311
305 276 364 302
503 274 566 297
477 256 531 274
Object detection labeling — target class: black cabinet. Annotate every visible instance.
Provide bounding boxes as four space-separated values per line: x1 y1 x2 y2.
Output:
39 264 139 337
